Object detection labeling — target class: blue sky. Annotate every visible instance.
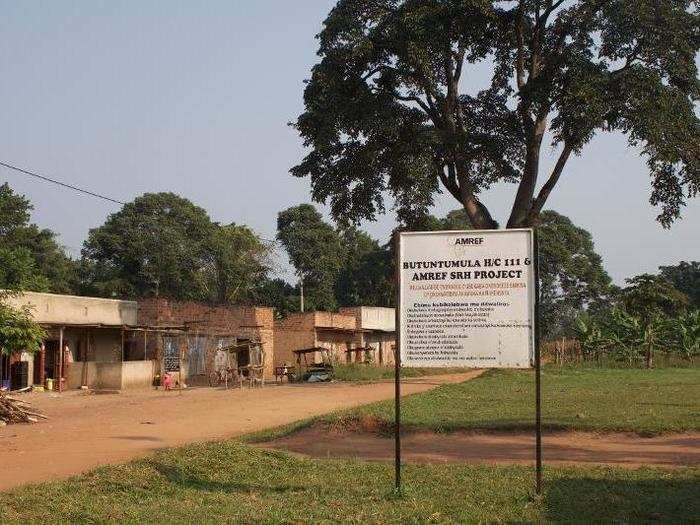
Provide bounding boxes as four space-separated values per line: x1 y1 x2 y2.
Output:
1 0 697 284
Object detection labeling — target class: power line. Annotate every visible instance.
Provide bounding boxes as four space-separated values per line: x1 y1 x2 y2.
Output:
1 159 280 243
0 160 125 205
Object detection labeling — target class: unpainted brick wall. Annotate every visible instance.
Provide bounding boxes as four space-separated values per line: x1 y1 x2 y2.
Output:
274 311 360 367
137 298 275 379
273 312 317 367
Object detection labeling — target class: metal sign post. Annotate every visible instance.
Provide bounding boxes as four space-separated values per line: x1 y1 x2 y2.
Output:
533 228 543 495
393 232 402 493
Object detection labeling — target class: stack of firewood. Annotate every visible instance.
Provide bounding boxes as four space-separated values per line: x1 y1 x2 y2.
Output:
0 390 47 425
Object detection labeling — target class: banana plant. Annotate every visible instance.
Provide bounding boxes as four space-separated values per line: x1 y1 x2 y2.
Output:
602 309 643 365
672 310 700 361
574 315 606 360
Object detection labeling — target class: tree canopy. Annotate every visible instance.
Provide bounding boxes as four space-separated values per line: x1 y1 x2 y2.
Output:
0 183 76 293
204 223 273 304
82 192 273 303
336 226 394 307
621 273 689 321
276 204 345 311
293 0 699 229
82 192 214 299
536 210 613 338
659 261 700 308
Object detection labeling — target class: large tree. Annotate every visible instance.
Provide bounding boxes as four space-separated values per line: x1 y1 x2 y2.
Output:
204 223 273 304
0 182 76 293
659 261 700 308
336 226 394 307
293 1 699 229
82 193 214 299
536 210 613 338
276 204 345 311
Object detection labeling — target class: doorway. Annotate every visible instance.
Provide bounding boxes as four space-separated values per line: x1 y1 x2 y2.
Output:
44 340 59 379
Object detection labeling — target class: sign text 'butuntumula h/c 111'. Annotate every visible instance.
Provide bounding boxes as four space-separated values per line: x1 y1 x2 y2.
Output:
398 229 535 369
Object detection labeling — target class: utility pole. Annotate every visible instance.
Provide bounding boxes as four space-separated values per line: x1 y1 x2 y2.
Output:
299 273 305 313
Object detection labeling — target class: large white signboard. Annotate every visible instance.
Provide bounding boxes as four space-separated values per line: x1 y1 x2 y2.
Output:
399 229 535 368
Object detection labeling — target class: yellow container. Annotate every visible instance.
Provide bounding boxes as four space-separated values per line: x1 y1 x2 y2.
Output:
45 378 53 391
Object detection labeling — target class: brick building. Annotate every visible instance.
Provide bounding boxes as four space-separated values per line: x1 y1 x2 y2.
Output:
340 306 396 365
137 298 275 383
273 307 396 368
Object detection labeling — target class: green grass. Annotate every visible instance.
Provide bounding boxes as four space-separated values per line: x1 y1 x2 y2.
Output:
0 439 697 524
332 363 472 382
324 367 700 435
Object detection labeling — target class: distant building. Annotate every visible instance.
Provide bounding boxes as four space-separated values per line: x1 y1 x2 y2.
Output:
2 291 163 391
340 306 396 365
136 298 275 384
1 292 276 391
274 307 396 367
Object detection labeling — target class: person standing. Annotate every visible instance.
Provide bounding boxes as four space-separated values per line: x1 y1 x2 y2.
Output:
62 341 73 389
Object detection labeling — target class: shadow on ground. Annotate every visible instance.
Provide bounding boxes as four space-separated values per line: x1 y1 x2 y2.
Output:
149 461 306 495
544 474 700 522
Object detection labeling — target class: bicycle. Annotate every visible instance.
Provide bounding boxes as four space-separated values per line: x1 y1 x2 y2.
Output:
208 366 241 388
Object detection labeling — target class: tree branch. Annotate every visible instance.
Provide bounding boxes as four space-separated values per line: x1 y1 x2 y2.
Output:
438 163 461 202
455 166 498 229
530 142 573 215
539 0 567 26
515 0 526 89
391 90 433 115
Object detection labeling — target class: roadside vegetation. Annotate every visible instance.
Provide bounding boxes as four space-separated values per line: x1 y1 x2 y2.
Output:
332 363 471 382
323 368 700 436
0 439 697 524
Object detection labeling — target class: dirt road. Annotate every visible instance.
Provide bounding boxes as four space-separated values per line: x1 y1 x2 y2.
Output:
261 427 700 469
0 372 481 491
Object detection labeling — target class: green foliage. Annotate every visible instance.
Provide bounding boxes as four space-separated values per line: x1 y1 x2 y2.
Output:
293 0 699 229
574 273 698 366
671 310 700 360
251 278 300 318
659 261 700 308
335 227 393 307
276 204 344 311
621 273 689 321
537 211 614 339
0 182 76 293
0 247 50 292
81 193 272 303
204 223 273 304
82 192 214 299
0 301 45 356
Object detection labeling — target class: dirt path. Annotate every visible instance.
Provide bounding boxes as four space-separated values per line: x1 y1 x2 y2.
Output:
0 371 482 491
260 427 700 469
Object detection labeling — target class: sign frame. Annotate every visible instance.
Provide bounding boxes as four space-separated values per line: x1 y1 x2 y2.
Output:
393 228 543 495
397 228 536 369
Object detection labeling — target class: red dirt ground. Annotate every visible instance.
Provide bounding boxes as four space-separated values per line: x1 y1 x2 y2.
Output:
0 371 482 491
259 426 700 469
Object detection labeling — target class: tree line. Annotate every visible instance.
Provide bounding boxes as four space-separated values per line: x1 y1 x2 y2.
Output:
2 182 697 356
